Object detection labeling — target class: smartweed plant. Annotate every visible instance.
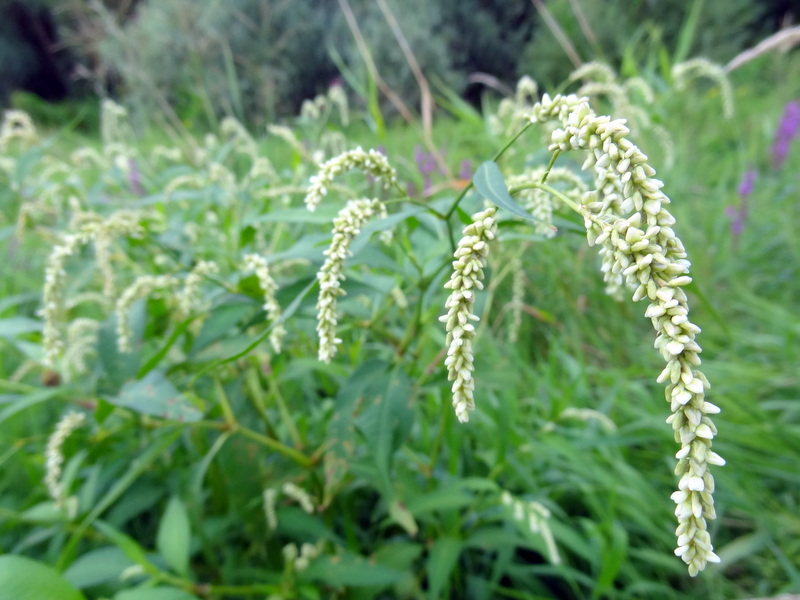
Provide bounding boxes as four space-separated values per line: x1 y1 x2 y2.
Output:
0 68 743 598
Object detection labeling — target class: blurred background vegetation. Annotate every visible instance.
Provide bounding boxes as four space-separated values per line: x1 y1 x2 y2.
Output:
2 1 800 599
0 0 796 129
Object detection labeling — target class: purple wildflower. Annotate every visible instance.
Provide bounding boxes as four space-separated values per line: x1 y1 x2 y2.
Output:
736 169 757 197
458 159 472 180
771 101 800 169
414 145 439 194
128 158 144 196
726 168 756 238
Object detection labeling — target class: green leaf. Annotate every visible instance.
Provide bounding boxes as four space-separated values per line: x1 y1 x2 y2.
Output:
93 520 154 570
97 317 140 386
191 300 254 354
426 536 463 600
0 387 62 426
114 587 200 600
322 359 390 508
189 278 317 383
63 547 135 589
301 552 406 587
246 206 339 225
156 496 191 577
138 315 201 378
110 371 203 422
388 500 418 537
0 317 41 338
472 161 536 221
58 429 184 570
350 204 428 254
673 0 705 65
404 487 475 520
596 523 628 593
0 555 86 600
354 368 413 497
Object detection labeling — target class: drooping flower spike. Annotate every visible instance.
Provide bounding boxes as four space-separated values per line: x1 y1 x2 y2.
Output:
530 93 723 576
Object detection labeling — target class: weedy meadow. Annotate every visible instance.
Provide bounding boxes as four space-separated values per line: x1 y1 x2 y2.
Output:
1 51 800 600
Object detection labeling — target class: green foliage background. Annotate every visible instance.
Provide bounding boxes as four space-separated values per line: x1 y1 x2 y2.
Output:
1 2 800 599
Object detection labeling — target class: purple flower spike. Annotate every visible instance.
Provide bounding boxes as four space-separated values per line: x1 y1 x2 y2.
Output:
459 159 472 180
772 101 800 169
128 158 144 196
737 169 757 198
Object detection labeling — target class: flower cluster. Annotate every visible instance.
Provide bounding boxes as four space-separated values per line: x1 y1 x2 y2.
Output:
304 147 397 212
530 93 723 576
116 275 177 353
100 99 131 147
263 488 278 530
41 211 144 368
508 166 587 238
65 318 101 378
44 411 86 512
243 254 285 353
316 198 386 363
501 491 560 564
282 542 320 573
177 260 219 316
439 206 498 423
771 100 800 169
282 482 315 514
490 75 539 138
220 116 258 159
672 58 734 119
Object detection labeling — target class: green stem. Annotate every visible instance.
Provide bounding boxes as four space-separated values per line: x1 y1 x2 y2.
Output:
192 420 313 468
237 426 313 468
508 181 583 214
541 150 561 183
267 376 303 448
443 122 535 220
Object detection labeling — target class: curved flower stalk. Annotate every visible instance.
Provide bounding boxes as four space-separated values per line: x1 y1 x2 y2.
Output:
263 488 278 530
501 491 560 565
116 275 177 353
568 61 618 85
672 58 734 119
247 156 278 183
530 93 723 576
177 260 219 317
243 254 285 353
304 147 397 212
41 211 144 368
565 64 672 166
508 166 588 238
282 482 315 514
152 145 184 163
220 116 258 160
316 198 387 363
439 206 498 423
490 76 539 138
44 411 86 513
65 318 101 378
267 124 317 164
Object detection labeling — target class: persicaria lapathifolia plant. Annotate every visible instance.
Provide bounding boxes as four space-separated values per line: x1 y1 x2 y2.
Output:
526 93 723 576
304 93 722 576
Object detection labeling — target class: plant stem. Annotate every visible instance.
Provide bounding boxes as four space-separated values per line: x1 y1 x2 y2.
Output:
443 122 535 220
